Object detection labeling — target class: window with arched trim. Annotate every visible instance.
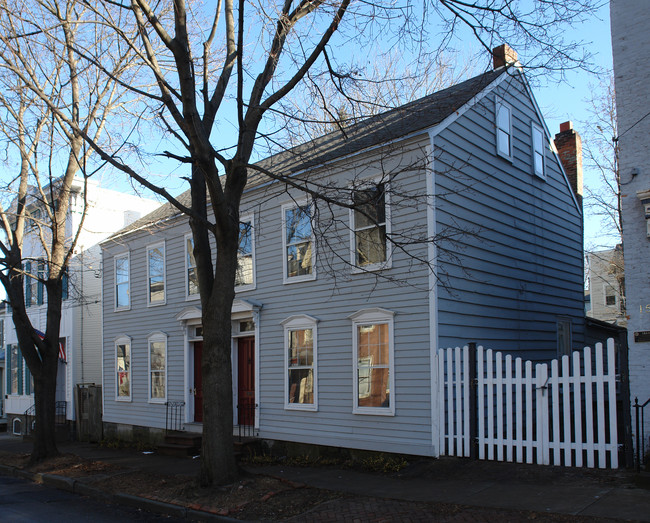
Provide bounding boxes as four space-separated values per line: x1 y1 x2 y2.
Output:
148 332 168 403
281 315 318 411
348 308 395 416
115 336 132 401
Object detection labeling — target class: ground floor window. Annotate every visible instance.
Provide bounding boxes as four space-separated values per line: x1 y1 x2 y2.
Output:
148 332 167 402
116 336 131 401
349 308 395 415
282 315 318 411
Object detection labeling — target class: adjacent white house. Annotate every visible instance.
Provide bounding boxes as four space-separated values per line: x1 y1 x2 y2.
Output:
99 46 585 456
611 0 650 448
3 177 159 436
586 246 626 327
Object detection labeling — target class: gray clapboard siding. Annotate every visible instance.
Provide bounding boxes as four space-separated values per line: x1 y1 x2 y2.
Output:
434 74 583 358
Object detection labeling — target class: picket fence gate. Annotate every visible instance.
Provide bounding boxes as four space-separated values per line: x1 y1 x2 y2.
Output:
438 339 618 468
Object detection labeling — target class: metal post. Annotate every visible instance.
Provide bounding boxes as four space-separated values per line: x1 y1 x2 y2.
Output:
468 342 478 460
635 397 640 473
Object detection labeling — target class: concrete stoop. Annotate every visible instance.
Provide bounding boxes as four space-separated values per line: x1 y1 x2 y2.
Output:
156 431 202 457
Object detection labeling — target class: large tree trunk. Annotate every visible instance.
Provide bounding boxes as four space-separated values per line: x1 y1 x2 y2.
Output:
199 230 239 486
31 354 59 462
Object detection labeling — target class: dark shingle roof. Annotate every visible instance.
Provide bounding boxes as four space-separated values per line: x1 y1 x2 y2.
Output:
109 68 503 240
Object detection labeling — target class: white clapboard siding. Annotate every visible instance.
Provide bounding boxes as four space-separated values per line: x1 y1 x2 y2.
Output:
438 339 619 469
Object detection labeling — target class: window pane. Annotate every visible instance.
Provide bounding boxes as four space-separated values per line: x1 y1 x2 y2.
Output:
358 367 389 408
534 152 544 174
353 185 385 229
116 256 129 308
239 222 252 256
497 129 510 156
357 323 388 365
151 371 165 399
288 368 314 404
285 206 311 244
117 343 130 397
186 237 198 295
355 225 386 266
150 341 166 371
498 105 510 130
116 283 129 308
148 247 165 302
286 242 312 277
10 345 18 394
116 257 128 283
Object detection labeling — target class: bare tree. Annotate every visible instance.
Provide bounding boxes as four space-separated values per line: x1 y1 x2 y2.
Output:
0 0 135 461
4 0 601 485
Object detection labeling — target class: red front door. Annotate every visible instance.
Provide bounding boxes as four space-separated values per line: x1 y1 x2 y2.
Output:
193 341 203 422
238 337 255 426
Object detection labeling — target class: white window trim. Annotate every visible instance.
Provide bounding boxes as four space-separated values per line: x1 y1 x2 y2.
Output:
281 314 319 412
146 241 166 306
147 331 168 404
348 307 395 416
281 199 316 284
114 252 131 312
115 335 132 402
495 97 513 161
349 178 392 273
184 233 200 301
603 283 617 307
531 122 546 179
236 214 256 292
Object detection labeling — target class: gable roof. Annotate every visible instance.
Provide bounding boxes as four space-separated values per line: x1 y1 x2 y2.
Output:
108 67 506 240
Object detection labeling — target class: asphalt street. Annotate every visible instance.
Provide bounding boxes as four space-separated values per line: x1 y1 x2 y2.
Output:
0 474 184 522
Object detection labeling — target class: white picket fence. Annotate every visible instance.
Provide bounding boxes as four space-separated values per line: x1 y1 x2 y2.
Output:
438 339 619 468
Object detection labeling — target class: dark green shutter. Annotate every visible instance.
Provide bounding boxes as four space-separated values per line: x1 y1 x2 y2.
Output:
17 347 23 395
62 270 68 301
25 262 32 305
6 345 10 394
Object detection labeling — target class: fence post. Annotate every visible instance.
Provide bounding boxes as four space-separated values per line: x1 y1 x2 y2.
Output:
468 342 478 460
635 397 640 473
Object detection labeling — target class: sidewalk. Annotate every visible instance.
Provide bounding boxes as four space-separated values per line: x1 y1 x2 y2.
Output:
1 433 649 522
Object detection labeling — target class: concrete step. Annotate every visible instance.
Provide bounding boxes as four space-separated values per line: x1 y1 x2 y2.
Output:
164 431 202 447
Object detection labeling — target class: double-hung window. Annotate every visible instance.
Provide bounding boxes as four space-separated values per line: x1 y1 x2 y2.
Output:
7 344 21 395
115 336 131 401
496 98 513 160
349 308 395 415
282 201 315 283
531 123 545 178
185 235 199 298
24 261 38 307
115 253 130 310
148 332 167 402
236 218 255 290
351 181 391 270
147 242 166 305
282 315 318 411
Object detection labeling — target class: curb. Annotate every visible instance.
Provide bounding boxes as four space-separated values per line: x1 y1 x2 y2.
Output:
0 464 243 522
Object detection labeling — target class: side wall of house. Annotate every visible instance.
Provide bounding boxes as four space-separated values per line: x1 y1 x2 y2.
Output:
434 73 585 361
611 0 650 443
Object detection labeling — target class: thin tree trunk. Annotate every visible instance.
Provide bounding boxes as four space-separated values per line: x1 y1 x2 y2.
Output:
31 355 59 462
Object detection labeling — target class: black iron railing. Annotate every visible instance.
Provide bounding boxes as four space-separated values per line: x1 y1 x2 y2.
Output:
237 402 257 441
634 397 650 472
23 401 67 436
165 401 185 433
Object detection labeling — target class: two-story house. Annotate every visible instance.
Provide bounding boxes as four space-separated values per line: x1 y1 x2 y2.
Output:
100 46 584 457
4 177 159 436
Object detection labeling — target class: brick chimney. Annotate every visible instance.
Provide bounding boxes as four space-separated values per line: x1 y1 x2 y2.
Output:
492 44 518 69
554 121 583 205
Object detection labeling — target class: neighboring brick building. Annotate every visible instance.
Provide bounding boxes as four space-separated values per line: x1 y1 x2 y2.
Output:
611 0 650 447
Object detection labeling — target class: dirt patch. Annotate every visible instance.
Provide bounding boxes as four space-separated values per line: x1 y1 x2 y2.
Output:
91 469 340 519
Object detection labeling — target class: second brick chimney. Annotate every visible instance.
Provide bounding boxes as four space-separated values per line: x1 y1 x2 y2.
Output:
554 121 583 206
492 44 518 69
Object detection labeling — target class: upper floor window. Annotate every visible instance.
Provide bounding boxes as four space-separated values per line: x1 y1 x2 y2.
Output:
349 308 395 416
351 181 391 270
148 332 167 403
236 218 255 290
6 344 21 395
605 285 617 306
115 253 130 310
496 98 512 159
282 201 315 283
282 315 318 411
531 124 545 178
185 235 199 298
147 242 166 305
115 336 131 401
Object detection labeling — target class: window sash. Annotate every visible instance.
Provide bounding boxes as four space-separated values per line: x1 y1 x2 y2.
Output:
186 236 199 296
115 255 130 309
496 102 512 158
236 220 254 287
116 342 131 398
147 245 165 303
283 204 313 280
